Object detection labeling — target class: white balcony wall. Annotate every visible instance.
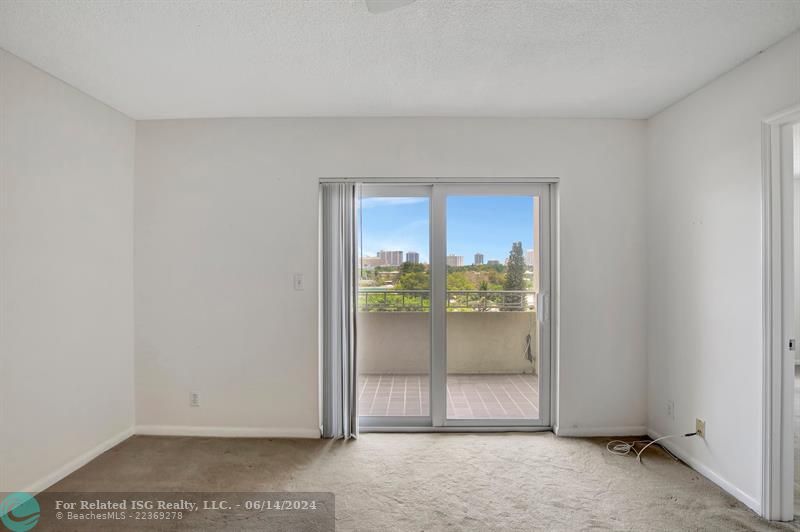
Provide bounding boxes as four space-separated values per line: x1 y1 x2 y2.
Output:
357 312 538 375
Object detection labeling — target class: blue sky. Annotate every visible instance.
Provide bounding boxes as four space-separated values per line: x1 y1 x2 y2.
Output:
361 196 534 264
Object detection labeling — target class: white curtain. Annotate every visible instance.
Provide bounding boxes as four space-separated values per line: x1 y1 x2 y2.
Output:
321 182 359 439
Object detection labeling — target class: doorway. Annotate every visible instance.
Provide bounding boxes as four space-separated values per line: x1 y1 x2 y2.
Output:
356 182 553 430
762 106 800 521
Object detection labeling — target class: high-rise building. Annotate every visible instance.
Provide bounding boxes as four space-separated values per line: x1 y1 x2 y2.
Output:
405 251 420 264
474 253 484 265
487 259 501 266
525 249 535 267
446 254 464 267
361 256 383 269
378 250 404 266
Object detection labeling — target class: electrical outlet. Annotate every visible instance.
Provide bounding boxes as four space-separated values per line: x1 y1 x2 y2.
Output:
190 392 200 407
695 418 705 438
293 273 305 291
666 400 674 420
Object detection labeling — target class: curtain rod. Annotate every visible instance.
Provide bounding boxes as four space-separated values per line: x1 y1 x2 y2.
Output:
319 177 559 184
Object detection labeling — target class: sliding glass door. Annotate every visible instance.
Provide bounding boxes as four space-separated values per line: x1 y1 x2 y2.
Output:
357 182 550 429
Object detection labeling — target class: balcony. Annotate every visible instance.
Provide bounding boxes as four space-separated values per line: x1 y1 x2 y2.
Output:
357 290 539 419
358 374 539 419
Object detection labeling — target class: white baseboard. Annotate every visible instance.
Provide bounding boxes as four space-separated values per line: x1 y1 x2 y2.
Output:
647 429 761 515
22 426 135 495
135 425 321 439
555 425 647 437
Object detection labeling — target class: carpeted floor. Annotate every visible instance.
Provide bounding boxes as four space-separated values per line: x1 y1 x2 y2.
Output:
47 432 798 531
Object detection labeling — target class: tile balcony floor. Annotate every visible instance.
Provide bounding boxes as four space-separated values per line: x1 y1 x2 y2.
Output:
358 373 539 419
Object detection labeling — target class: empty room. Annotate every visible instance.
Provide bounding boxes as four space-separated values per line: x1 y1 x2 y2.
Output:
2 0 800 530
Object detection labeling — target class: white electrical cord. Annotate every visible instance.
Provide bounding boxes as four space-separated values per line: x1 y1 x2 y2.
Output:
607 432 697 463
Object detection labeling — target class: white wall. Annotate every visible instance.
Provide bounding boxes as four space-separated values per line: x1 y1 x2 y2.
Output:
134 118 648 436
0 49 135 493
646 31 800 511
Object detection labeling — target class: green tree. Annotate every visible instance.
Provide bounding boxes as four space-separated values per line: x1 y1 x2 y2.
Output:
395 262 429 290
503 242 526 290
486 269 505 288
399 262 426 275
477 280 490 311
447 271 475 291
503 241 526 310
446 271 475 312
396 271 429 290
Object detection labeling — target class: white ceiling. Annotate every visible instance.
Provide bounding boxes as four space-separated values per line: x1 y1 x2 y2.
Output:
1 0 798 120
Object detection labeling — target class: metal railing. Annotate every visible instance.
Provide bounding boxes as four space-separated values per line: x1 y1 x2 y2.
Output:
358 289 536 312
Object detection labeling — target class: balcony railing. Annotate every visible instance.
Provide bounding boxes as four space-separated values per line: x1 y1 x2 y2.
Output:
358 289 536 312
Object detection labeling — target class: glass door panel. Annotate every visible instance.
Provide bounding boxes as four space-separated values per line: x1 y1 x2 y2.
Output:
443 190 547 423
357 186 431 425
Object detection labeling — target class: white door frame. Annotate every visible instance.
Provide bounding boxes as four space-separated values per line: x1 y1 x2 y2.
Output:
342 177 559 432
761 103 800 521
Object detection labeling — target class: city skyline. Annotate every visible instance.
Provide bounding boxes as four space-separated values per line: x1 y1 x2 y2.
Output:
362 249 536 268
361 195 535 264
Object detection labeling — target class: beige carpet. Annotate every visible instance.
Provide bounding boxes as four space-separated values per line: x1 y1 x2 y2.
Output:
47 432 797 531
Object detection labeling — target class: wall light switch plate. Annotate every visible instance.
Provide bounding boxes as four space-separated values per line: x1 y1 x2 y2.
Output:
293 273 304 291
190 392 200 407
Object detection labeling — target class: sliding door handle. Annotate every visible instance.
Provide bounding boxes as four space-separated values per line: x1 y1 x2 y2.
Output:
537 292 549 324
